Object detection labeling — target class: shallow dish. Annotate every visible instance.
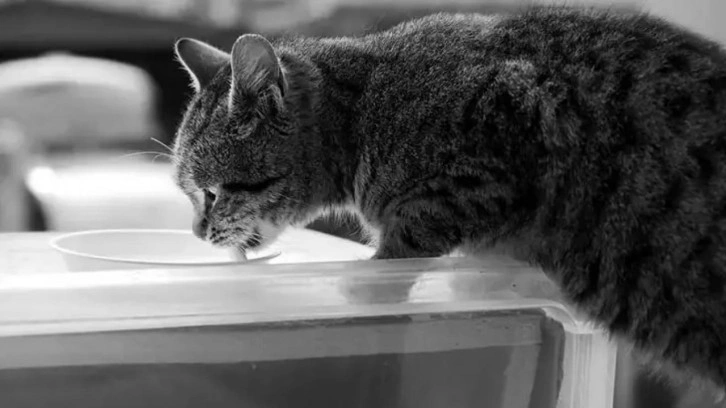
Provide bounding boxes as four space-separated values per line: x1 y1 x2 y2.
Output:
50 229 280 272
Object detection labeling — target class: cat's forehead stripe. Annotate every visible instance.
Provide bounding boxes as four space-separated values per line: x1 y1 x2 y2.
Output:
178 65 233 152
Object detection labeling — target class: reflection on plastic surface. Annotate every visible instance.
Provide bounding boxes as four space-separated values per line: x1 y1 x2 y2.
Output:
0 311 563 408
2 257 575 334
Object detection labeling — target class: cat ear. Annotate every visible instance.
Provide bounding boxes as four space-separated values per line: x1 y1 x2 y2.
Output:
229 34 286 109
174 38 230 91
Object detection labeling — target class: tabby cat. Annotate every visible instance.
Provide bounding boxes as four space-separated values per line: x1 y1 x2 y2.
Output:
172 6 726 390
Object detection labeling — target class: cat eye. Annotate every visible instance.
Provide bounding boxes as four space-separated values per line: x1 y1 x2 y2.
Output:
222 176 281 194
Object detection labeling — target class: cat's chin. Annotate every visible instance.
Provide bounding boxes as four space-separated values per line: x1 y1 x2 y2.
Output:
211 236 268 250
210 238 271 255
208 220 287 251
226 222 286 252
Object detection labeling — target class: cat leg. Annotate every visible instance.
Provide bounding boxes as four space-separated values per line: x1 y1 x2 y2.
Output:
373 195 466 259
375 200 465 264
341 198 465 304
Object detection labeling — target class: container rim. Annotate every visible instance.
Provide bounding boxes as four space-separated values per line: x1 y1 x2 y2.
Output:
49 229 280 266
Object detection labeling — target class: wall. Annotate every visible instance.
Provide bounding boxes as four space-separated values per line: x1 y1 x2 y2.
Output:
535 0 726 45
641 0 726 45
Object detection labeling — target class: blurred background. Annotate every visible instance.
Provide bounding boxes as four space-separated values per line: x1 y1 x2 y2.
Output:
0 0 723 407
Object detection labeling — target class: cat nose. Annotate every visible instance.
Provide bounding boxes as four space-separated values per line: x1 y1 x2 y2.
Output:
192 216 208 240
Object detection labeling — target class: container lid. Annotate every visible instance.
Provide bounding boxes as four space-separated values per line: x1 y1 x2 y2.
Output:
0 255 593 337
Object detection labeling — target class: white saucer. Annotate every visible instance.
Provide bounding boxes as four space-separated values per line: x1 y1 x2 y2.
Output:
50 229 280 272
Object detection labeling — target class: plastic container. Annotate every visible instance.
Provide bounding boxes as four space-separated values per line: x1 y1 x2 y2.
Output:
0 255 617 408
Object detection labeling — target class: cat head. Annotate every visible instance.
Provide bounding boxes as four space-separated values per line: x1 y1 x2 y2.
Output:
172 35 304 251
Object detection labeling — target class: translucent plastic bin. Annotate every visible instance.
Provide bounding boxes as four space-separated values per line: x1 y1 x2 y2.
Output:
0 256 616 408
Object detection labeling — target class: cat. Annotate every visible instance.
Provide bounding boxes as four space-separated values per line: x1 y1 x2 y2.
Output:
172 5 726 391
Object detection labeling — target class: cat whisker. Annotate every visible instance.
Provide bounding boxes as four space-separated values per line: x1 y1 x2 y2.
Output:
150 137 174 153
150 153 174 164
117 150 183 169
273 193 302 203
116 151 174 162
